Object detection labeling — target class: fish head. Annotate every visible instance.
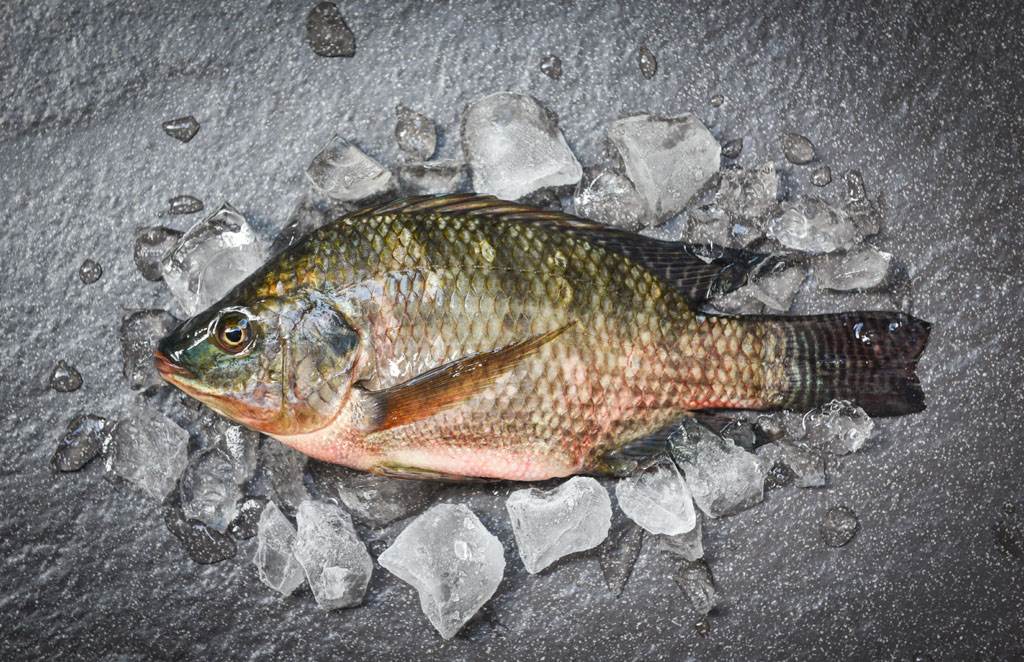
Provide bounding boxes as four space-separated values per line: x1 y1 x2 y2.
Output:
155 289 362 436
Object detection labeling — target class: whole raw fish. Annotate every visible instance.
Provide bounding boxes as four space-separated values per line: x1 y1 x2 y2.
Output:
155 194 929 480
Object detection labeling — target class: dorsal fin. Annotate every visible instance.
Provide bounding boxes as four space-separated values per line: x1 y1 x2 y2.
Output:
358 322 573 432
347 194 773 305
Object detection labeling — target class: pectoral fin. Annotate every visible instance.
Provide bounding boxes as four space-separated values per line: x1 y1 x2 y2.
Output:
358 322 573 433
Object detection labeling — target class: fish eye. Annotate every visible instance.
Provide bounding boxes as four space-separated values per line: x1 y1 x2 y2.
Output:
213 311 254 354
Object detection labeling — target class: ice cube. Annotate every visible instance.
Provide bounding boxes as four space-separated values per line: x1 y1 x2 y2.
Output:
804 400 875 455
572 169 647 231
133 226 183 282
163 492 237 564
378 503 505 640
684 205 734 247
293 500 373 609
505 476 612 574
305 2 356 57
160 204 267 317
104 404 189 500
269 194 335 256
670 419 766 518
162 115 200 143
748 265 806 312
767 198 860 253
608 114 720 224
599 516 644 596
539 54 562 79
49 359 83 392
308 462 440 527
754 441 826 489
306 136 394 202
782 132 815 164
395 105 437 160
820 505 859 547
714 163 778 225
461 92 582 201
656 516 704 561
814 246 892 291
396 160 469 196
637 45 657 79
78 259 102 284
260 440 309 511
51 414 113 472
674 559 717 615
119 309 177 390
811 166 832 187
180 415 259 532
168 195 204 215
615 459 696 536
254 501 306 596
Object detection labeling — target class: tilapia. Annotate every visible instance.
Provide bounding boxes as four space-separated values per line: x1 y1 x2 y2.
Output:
155 194 930 481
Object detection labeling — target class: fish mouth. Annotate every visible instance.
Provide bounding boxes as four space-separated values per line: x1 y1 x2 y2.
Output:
154 350 194 381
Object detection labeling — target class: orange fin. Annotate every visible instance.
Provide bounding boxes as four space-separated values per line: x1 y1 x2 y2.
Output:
359 322 573 432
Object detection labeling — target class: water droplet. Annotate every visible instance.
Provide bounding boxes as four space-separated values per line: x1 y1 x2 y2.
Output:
820 506 859 547
710 94 725 107
162 116 200 143
811 166 832 187
49 360 83 392
637 46 657 79
168 195 204 215
539 54 562 80
721 138 743 159
78 259 102 284
306 2 356 57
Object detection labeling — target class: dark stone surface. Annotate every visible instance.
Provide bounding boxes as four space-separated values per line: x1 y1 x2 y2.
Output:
1 0 1022 660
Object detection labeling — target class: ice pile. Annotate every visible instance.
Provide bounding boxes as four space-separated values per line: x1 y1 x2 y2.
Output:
378 503 505 640
134 226 183 281
254 501 306 596
119 309 177 390
814 246 892 290
461 92 582 200
306 136 394 202
505 476 612 574
396 160 469 196
615 459 696 536
670 419 766 518
293 500 373 609
767 198 859 254
179 412 259 532
607 113 720 224
160 205 267 316
395 105 437 160
309 462 440 528
104 404 189 500
573 169 647 231
52 414 113 472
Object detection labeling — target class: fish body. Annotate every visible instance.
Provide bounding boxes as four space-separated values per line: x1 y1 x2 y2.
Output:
156 195 930 481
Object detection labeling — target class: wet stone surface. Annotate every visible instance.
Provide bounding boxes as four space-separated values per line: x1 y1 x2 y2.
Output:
2 1 1023 660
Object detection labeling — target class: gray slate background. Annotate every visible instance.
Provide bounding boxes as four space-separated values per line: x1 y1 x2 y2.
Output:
2 0 1023 660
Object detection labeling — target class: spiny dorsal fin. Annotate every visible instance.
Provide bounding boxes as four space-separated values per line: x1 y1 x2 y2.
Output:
347 194 773 306
359 322 573 432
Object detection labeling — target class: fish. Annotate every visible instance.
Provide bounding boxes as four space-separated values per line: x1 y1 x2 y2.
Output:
155 194 930 481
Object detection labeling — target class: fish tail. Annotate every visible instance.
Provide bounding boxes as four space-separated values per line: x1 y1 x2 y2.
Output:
763 312 931 416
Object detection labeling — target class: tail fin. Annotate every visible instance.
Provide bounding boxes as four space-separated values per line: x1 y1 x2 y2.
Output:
768 312 931 416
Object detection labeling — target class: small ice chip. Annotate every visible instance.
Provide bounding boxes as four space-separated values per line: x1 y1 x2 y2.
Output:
254 502 305 596
104 404 189 501
573 169 647 231
395 105 437 160
505 476 612 574
615 459 696 536
306 136 394 202
160 204 266 316
814 246 892 291
378 503 505 640
656 516 704 562
675 560 717 615
293 500 373 609
608 113 720 225
767 198 860 254
461 92 582 201
52 414 113 472
134 227 183 282
782 132 815 164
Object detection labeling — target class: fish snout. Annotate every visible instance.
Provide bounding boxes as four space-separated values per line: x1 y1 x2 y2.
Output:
154 349 193 380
